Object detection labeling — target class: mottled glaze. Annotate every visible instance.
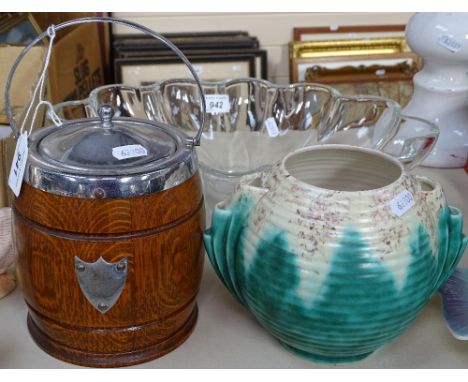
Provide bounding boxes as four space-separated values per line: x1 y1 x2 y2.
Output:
204 144 467 364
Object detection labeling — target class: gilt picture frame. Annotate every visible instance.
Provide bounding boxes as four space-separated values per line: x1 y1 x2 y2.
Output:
289 37 415 83
293 24 406 42
289 37 420 106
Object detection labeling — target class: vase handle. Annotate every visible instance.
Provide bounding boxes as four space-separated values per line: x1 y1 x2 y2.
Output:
414 175 468 294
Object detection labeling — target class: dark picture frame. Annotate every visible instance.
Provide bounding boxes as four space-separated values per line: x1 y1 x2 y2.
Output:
113 31 259 53
115 51 267 84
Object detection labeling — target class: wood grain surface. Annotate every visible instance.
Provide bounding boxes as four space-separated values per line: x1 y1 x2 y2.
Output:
14 173 203 234
14 172 205 367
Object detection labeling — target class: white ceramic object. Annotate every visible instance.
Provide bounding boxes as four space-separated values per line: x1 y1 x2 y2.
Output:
204 144 467 363
404 12 468 168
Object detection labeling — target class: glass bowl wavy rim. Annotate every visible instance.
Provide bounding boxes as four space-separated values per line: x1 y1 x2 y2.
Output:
51 78 445 174
52 77 403 127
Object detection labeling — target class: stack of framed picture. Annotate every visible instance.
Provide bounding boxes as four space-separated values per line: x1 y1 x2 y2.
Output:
289 25 420 107
113 31 268 84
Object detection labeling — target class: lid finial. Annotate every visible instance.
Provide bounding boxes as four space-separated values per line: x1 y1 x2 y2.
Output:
99 105 114 129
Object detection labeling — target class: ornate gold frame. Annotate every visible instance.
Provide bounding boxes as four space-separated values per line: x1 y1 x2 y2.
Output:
290 37 410 59
289 37 421 107
289 37 419 83
293 25 406 42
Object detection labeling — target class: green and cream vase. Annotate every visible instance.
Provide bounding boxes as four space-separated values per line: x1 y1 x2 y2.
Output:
203 144 467 364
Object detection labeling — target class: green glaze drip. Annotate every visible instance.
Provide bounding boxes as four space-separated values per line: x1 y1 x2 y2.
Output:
204 199 467 364
241 227 298 320
204 193 255 306
433 205 468 292
241 226 435 361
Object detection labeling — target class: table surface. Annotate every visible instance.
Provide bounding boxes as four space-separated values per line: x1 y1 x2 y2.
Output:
0 166 467 369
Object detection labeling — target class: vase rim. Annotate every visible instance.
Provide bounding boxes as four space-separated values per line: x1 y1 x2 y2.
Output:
279 144 406 195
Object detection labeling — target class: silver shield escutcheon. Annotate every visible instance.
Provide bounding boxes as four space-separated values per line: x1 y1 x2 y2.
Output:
74 256 128 314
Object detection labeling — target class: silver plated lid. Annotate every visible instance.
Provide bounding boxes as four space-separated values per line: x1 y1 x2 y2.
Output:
25 106 198 199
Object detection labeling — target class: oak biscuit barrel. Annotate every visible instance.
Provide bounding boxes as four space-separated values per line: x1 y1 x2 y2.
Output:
13 106 205 367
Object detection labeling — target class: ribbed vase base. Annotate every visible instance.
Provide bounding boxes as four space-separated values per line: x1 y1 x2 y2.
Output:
280 341 374 364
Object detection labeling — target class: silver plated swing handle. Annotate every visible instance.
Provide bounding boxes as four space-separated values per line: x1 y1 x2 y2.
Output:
4 16 207 146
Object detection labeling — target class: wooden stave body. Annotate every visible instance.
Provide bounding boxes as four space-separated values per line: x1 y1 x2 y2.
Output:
13 173 205 367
